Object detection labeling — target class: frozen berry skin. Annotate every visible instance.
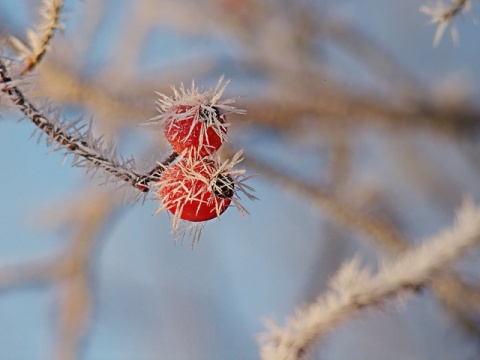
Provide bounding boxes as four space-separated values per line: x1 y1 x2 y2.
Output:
158 160 233 222
163 105 227 158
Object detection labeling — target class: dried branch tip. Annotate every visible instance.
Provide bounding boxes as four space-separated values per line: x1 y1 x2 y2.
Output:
420 0 472 46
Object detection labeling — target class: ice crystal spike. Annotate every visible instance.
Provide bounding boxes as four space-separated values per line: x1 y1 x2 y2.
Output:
146 76 246 126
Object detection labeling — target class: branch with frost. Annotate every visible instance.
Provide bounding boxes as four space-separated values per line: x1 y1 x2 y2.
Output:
9 0 64 74
0 59 177 193
259 199 480 360
420 0 473 46
235 149 480 336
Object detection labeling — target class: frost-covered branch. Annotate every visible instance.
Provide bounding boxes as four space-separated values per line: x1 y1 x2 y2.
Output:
259 199 480 360
0 59 176 192
9 0 64 74
420 0 472 46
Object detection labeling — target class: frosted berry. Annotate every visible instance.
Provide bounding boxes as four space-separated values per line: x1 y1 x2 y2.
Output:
158 159 233 222
146 76 246 159
163 104 227 157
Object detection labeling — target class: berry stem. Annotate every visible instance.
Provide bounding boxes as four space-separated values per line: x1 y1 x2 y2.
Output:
131 151 178 192
0 59 175 193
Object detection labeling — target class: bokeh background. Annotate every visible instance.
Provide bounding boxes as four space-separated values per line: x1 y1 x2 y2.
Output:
1 0 480 359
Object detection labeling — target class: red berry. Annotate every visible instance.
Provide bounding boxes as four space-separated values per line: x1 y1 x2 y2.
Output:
163 105 227 157
157 159 234 222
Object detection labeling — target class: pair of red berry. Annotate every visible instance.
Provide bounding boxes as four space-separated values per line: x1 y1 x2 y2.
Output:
152 79 246 225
